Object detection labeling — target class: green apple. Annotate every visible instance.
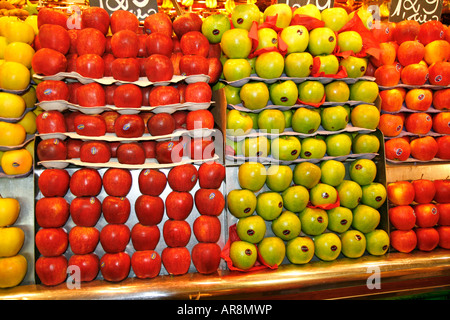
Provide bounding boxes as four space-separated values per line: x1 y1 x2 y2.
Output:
293 162 321 189
247 57 256 74
231 3 261 30
243 136 270 158
361 182 386 209
340 230 366 258
321 106 349 131
300 137 327 159
365 229 390 256
327 206 353 233
350 104 380 130
298 81 325 104
320 160 346 187
229 240 258 270
256 28 278 51
340 56 368 78
284 52 313 78
221 28 252 58
272 211 302 241
349 81 379 104
255 51 284 79
283 110 293 128
263 3 292 29
226 138 239 156
308 27 337 56
228 189 257 218
202 13 231 44
315 54 339 75
271 136 301 161
257 237 286 267
236 215 266 243
313 233 342 261
325 81 350 102
286 236 315 264
240 82 270 110
349 159 377 186
256 192 283 221
282 185 309 213
247 112 259 129
224 85 242 105
266 165 293 192
325 133 352 156
226 109 253 136
337 180 363 209
299 207 328 236
352 204 380 233
257 109 286 134
280 25 309 54
238 162 266 191
292 108 321 134
269 80 298 107
321 7 349 32
338 31 363 54
293 4 321 20
310 183 338 207
223 58 252 81
352 133 380 154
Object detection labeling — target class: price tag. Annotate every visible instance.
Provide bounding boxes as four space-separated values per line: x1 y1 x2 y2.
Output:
278 0 334 11
389 0 443 23
90 0 159 20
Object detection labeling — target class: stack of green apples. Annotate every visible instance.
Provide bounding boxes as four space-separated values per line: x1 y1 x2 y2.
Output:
228 158 390 270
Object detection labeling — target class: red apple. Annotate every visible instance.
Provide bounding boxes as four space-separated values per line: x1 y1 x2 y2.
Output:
393 20 420 44
390 229 417 253
36 80 69 102
385 137 411 161
437 203 450 226
101 111 119 133
165 191 193 220
369 41 397 68
36 255 68 286
437 226 450 249
38 169 70 197
102 168 132 197
142 141 156 159
434 180 450 203
400 63 429 86
428 61 450 86
415 227 439 251
74 114 107 137
38 24 71 55
79 140 111 163
185 82 212 103
67 139 83 159
163 219 191 247
69 168 102 197
68 29 78 54
135 195 164 226
194 188 225 216
113 83 142 108
138 169 167 196
180 31 209 57
389 205 416 231
36 110 67 134
110 10 139 34
436 135 450 160
143 12 173 38
102 196 131 224
35 197 69 228
146 32 173 58
131 250 161 279
102 53 115 77
36 138 67 161
171 51 183 75
186 109 214 130
187 138 215 160
66 53 78 72
37 8 68 29
412 179 436 204
208 43 222 59
415 203 439 228
397 40 425 66
32 48 67 76
145 54 174 82
179 55 209 76
68 253 100 282
137 34 147 57
75 54 105 79
148 85 180 107
155 140 183 164
191 243 221 274
116 142 146 165
433 112 450 134
81 7 110 35
370 21 395 44
100 224 130 253
193 215 221 243
111 29 139 58
76 82 106 107
68 226 100 255
161 247 191 276
70 196 102 227
109 141 120 158
139 111 154 130
76 27 106 56
64 111 82 132
172 13 202 39
173 110 188 129
374 64 401 87
114 114 145 138
387 180 415 206
111 58 140 82
410 136 439 161
105 35 112 53
100 252 131 282
141 88 152 107
67 82 82 105
36 227 68 257
198 161 225 189
418 20 445 46
404 113 432 135
131 223 160 251
147 113 175 136
207 57 223 84
167 164 198 192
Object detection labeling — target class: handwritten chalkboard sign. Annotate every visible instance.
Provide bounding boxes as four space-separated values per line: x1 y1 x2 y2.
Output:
90 0 159 20
389 0 443 23
278 0 334 11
